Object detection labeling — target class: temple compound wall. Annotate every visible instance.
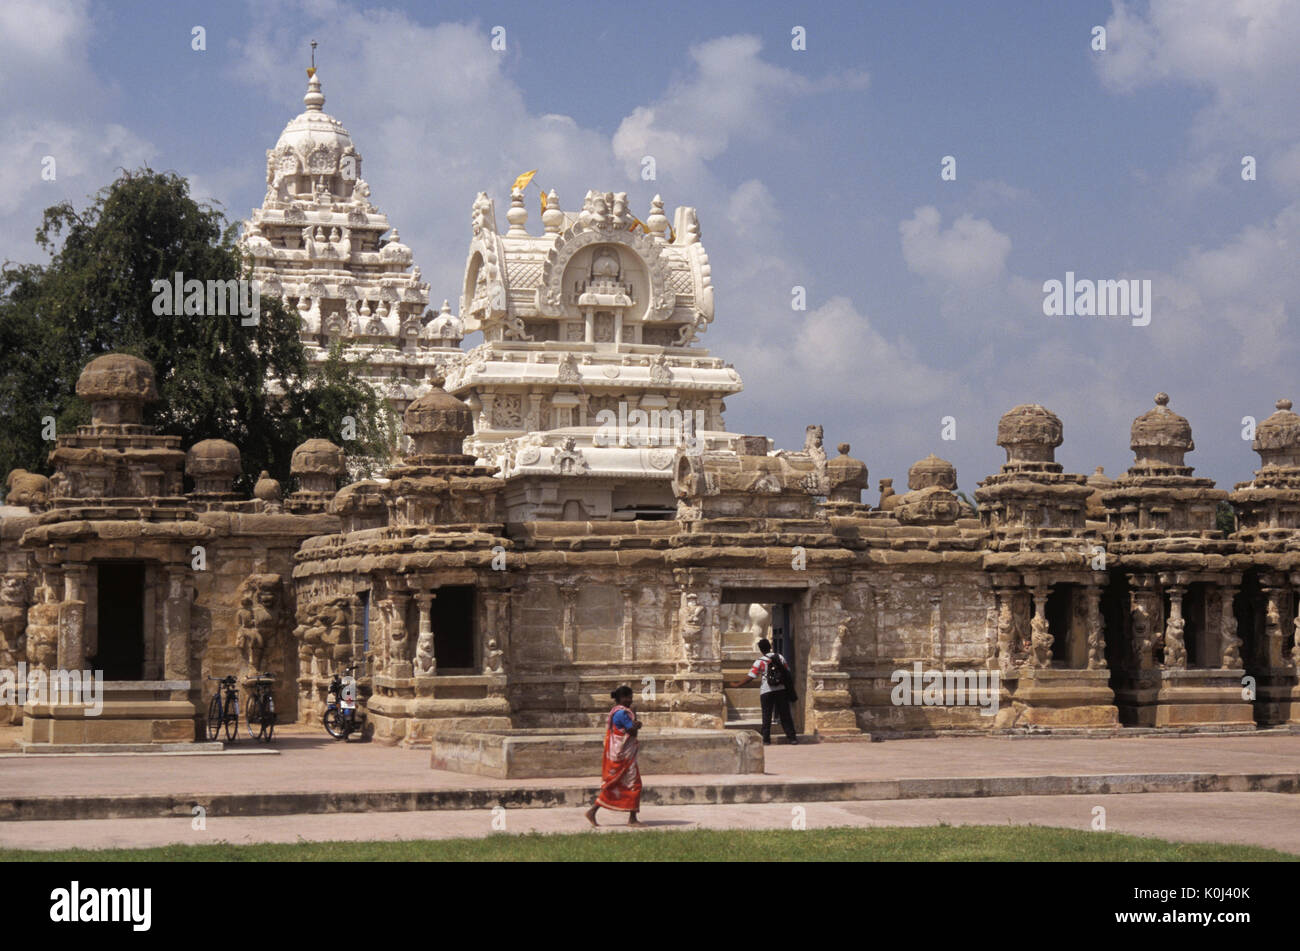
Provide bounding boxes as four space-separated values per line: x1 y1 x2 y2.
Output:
5 170 1300 746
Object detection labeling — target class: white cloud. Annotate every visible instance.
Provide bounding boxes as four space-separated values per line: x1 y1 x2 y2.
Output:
900 206 1011 288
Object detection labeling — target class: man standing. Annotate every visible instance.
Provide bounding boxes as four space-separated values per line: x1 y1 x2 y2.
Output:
730 637 798 745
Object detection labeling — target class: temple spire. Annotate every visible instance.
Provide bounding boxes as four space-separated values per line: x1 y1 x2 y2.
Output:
304 40 324 111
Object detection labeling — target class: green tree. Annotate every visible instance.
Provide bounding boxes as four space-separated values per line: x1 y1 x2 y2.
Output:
0 168 392 491
1215 500 1236 536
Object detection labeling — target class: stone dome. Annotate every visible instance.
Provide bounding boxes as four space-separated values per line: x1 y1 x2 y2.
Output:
186 439 241 474
1131 392 1193 467
291 439 345 477
380 229 412 263
404 385 473 457
826 443 868 503
907 453 958 491
186 439 242 494
273 73 355 156
1253 399 1300 469
253 470 282 504
76 353 159 425
996 404 1062 464
425 300 463 340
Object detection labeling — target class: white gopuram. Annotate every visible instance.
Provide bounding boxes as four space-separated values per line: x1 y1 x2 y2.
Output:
239 70 463 424
445 187 751 521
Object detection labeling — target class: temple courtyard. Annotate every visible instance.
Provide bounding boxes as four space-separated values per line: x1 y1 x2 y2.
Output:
2 728 1297 855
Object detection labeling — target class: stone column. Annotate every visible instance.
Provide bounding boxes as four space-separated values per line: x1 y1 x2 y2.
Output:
1262 583 1288 668
1128 576 1160 671
1217 582 1243 669
1027 583 1053 668
1163 584 1187 670
928 590 943 666
1084 581 1107 670
162 565 192 681
384 589 412 677
481 589 510 675
414 589 436 675
58 565 88 673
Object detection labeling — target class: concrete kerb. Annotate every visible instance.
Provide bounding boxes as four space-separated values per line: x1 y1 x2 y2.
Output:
3 770 1297 822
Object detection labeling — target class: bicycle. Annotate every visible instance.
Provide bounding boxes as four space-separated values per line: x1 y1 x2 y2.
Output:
323 664 364 740
244 673 277 743
206 675 239 742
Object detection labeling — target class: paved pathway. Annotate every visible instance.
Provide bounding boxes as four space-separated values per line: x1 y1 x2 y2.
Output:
2 792 1296 854
2 727 1298 799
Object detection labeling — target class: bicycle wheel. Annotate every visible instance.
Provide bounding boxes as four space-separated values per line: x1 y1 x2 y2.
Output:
223 694 239 742
205 693 222 741
323 707 345 739
245 694 262 741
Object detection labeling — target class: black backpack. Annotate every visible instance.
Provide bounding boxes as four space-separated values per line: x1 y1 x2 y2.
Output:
764 653 788 689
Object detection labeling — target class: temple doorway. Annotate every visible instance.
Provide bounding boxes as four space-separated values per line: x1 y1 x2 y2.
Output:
92 562 145 680
432 585 476 672
720 588 804 734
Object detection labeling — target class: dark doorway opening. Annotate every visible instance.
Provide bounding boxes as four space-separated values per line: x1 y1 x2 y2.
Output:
92 562 145 680
1046 585 1072 666
432 586 476 671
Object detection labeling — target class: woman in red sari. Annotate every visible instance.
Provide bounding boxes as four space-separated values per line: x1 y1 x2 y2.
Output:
585 685 643 827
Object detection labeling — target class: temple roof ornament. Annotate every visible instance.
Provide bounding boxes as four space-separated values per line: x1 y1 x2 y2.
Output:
1130 392 1194 470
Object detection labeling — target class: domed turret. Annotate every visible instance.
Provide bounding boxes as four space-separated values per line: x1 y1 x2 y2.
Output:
76 353 158 425
996 404 1063 466
404 385 473 458
290 439 345 496
1253 399 1300 470
908 453 957 491
186 439 242 496
826 443 868 503
1130 392 1194 469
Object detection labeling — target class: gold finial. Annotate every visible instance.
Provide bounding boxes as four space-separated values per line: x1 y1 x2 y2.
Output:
307 39 317 78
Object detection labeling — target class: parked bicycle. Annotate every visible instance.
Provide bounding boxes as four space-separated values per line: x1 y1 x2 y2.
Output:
323 664 364 740
206 675 239 742
244 673 277 743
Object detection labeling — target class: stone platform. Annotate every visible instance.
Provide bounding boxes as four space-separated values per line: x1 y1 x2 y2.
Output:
430 727 764 778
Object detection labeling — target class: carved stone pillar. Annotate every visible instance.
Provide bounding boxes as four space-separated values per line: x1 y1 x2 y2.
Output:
1219 583 1243 669
1084 582 1107 670
1262 584 1288 668
162 565 192 681
1026 583 1053 668
481 589 510 674
1128 576 1160 671
58 565 88 673
414 589 436 675
1163 584 1187 670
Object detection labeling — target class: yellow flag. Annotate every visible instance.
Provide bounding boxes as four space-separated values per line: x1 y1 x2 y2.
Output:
307 66 316 79
540 190 548 214
628 215 650 233
512 169 538 192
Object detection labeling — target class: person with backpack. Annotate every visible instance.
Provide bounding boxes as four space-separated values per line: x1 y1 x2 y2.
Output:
730 637 799 745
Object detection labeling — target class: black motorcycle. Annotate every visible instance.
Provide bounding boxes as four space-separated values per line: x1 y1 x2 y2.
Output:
323 664 364 740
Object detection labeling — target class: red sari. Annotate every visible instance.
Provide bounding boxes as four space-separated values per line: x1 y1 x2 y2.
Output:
596 703 642 812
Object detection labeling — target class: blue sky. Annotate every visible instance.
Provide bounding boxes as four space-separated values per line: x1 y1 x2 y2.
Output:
4 0 1298 496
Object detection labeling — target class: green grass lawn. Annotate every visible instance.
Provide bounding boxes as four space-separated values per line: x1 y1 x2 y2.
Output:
2 825 1293 862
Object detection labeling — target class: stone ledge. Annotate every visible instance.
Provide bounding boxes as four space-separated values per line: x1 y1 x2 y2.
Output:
430 727 765 778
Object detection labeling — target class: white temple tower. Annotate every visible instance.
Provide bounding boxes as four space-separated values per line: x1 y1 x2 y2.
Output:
446 187 751 521
239 70 464 422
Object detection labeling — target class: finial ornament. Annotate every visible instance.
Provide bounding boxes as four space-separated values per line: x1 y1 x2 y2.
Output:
1154 392 1170 407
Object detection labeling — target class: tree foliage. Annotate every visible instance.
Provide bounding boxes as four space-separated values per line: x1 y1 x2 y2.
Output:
0 168 392 491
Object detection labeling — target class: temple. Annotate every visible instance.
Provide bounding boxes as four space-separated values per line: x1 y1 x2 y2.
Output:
3 69 1300 750
239 71 462 444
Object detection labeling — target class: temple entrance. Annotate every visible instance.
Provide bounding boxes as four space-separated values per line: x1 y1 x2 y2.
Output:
719 588 803 734
92 562 145 680
432 585 476 672
1046 584 1074 667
